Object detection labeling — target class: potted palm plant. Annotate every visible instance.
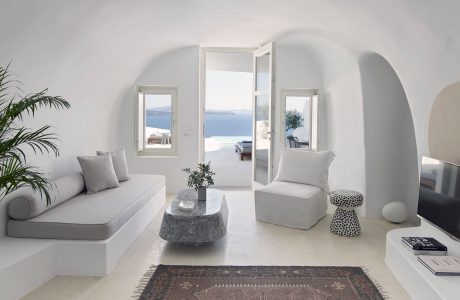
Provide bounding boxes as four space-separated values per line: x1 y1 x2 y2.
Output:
182 161 215 201
0 63 71 205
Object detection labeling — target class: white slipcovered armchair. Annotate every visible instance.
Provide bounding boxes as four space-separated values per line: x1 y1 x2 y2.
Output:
255 149 334 229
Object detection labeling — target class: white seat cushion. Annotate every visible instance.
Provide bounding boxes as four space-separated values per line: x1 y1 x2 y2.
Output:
255 181 327 229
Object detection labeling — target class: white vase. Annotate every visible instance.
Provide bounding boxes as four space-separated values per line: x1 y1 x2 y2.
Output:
382 202 408 223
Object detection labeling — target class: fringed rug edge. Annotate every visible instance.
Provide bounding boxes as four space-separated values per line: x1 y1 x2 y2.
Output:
361 266 389 299
132 264 157 299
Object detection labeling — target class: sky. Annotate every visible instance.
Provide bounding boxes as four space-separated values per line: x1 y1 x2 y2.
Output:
286 96 310 115
145 94 171 109
206 70 253 111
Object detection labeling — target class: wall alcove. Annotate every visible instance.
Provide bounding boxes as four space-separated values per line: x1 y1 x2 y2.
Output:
429 81 460 165
358 52 419 222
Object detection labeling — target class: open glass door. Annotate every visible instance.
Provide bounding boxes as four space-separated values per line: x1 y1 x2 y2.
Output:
253 43 274 186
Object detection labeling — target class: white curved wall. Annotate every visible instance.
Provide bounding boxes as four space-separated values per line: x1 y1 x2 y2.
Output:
1 0 460 213
359 53 419 222
273 44 322 177
277 34 367 214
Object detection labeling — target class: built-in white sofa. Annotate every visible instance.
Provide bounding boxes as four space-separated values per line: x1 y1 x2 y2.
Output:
0 173 166 300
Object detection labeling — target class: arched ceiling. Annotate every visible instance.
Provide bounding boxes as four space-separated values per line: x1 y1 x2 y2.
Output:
1 0 459 156
2 0 459 80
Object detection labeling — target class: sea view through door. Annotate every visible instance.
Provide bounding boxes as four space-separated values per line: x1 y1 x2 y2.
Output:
203 50 254 187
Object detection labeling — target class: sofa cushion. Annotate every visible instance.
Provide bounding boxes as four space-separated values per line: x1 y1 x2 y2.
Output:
274 148 335 192
7 174 165 240
7 173 85 220
77 155 120 194
96 148 130 182
255 181 327 229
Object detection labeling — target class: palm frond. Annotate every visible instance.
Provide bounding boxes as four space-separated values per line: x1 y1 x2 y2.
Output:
0 125 61 163
0 92 70 128
0 157 51 205
0 63 70 206
0 64 70 133
0 62 21 106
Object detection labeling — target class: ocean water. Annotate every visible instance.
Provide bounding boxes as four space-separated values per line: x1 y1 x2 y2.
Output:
146 113 252 138
146 115 171 131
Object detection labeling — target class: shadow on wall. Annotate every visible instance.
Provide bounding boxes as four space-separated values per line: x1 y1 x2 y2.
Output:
358 52 419 223
429 81 460 165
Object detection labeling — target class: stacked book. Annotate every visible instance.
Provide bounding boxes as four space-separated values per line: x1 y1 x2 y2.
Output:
401 237 447 255
402 237 460 276
418 256 460 276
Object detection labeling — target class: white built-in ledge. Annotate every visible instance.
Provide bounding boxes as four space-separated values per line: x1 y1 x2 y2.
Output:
385 220 460 300
0 187 166 300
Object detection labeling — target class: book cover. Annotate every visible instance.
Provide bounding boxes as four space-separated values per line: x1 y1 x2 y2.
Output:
401 240 447 255
418 256 460 276
402 237 447 251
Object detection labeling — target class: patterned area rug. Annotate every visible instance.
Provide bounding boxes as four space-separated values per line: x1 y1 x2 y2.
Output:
135 265 385 300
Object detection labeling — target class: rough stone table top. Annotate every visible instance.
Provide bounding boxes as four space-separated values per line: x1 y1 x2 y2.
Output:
159 189 228 245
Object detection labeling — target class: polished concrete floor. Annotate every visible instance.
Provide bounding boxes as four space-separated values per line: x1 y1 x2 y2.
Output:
23 190 410 299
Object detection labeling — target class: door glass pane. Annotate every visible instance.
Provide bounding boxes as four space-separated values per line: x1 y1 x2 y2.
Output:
284 96 311 148
255 94 269 184
256 53 270 91
145 94 172 149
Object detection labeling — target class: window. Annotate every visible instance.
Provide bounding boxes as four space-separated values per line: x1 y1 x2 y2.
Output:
281 89 319 150
136 86 177 155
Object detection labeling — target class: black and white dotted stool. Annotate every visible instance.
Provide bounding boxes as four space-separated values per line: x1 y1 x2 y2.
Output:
329 190 363 237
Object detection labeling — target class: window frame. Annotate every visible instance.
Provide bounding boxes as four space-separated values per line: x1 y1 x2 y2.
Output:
136 86 178 156
280 88 319 151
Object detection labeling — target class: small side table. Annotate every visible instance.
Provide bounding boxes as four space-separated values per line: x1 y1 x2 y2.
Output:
329 190 363 237
159 189 228 245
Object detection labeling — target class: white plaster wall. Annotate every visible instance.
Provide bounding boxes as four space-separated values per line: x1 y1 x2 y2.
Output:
206 52 253 73
359 53 419 221
278 34 368 215
123 47 200 193
0 0 460 220
273 44 322 177
319 53 367 203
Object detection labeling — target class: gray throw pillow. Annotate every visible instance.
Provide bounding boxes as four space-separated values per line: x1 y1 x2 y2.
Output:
77 155 120 194
96 148 130 182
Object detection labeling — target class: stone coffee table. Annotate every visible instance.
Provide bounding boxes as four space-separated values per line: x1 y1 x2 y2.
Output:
159 188 228 245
